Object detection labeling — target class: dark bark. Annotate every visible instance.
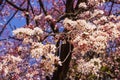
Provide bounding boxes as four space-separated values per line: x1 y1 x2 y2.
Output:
38 0 47 15
0 0 3 5
65 0 74 13
51 40 74 80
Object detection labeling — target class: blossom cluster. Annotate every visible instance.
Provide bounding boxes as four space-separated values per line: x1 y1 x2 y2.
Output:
0 54 22 76
63 12 120 54
13 27 43 39
40 53 62 78
68 58 102 79
13 26 61 78
63 8 120 79
68 50 120 79
29 39 61 78
77 58 102 75
30 42 56 59
0 26 62 79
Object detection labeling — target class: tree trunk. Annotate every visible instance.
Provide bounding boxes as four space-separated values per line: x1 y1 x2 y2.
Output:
51 40 73 80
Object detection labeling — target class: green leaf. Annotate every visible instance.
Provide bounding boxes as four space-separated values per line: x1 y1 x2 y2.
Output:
100 66 109 72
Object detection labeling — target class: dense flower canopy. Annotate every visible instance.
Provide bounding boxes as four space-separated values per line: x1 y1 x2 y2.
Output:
0 0 120 80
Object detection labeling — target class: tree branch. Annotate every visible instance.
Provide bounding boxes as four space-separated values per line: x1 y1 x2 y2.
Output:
26 0 30 25
6 0 26 11
52 39 73 80
29 1 39 26
0 1 26 36
38 0 58 33
0 36 22 41
108 0 114 16
65 0 74 13
61 41 72 63
38 0 47 15
56 7 90 22
0 0 3 5
0 0 5 12
0 11 18 36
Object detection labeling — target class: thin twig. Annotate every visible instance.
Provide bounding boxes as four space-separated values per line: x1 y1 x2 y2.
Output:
58 40 62 57
26 0 30 25
0 11 18 36
0 36 22 41
6 0 26 11
108 0 114 16
0 1 26 36
38 0 47 15
38 0 58 33
0 0 5 12
29 1 38 26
